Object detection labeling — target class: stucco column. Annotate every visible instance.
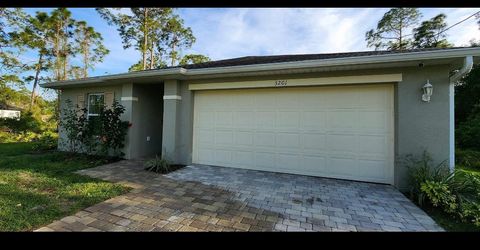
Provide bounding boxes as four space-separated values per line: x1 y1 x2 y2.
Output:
162 79 181 163
121 83 137 159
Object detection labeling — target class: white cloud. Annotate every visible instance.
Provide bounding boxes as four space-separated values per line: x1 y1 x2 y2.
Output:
182 8 480 61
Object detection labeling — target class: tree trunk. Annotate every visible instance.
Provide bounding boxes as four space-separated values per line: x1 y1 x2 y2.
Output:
399 19 403 50
150 39 155 69
83 36 89 78
62 21 68 80
171 36 177 66
30 53 43 109
142 8 148 70
54 24 60 81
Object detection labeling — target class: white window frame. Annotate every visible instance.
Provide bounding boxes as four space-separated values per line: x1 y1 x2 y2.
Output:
87 93 105 118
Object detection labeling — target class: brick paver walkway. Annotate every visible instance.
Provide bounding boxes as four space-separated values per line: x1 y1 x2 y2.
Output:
35 160 443 232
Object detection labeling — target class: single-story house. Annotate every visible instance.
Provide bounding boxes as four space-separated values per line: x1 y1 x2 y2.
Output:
41 47 480 189
0 103 21 120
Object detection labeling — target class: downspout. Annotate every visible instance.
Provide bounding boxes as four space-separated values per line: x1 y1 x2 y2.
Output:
448 56 474 172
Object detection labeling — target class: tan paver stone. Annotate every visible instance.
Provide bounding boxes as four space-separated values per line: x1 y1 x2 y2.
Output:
39 160 443 232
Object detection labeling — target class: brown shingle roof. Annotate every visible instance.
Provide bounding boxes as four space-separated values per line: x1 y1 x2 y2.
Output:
177 47 469 70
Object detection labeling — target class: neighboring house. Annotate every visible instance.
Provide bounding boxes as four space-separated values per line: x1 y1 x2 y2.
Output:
0 103 21 120
41 47 480 189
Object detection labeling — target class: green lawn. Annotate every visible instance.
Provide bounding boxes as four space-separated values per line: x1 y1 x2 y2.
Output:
425 166 480 232
0 142 131 231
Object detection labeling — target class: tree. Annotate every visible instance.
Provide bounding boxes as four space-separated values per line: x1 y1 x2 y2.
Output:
97 8 201 70
164 14 195 66
412 14 453 49
179 54 210 66
10 11 53 108
73 21 109 78
49 8 76 81
96 8 174 71
366 8 422 50
0 8 28 89
128 59 167 72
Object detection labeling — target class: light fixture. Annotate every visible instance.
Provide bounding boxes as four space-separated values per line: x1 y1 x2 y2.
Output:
422 80 433 102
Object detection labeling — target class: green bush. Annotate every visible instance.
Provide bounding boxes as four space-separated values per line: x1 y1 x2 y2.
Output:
405 151 480 227
60 99 129 158
456 106 480 150
403 151 449 205
0 111 43 134
144 155 171 174
456 149 480 169
31 131 58 152
420 180 457 213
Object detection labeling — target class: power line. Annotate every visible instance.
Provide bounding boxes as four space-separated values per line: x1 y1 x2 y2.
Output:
436 11 480 37
401 10 480 38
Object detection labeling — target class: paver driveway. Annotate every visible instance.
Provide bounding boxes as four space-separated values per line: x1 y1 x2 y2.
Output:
35 160 443 232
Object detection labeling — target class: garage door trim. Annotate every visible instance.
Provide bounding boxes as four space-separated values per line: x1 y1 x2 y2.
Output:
188 73 402 90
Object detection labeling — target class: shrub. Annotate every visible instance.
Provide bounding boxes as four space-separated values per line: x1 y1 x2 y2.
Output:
405 151 480 227
0 111 43 134
144 155 171 174
31 132 58 152
403 151 449 205
456 149 480 169
456 106 480 150
60 99 129 158
420 180 457 213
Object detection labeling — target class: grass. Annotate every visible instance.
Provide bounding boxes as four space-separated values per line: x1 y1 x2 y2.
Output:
0 142 131 231
423 165 480 232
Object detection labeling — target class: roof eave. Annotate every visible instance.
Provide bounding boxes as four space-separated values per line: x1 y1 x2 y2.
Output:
41 47 480 89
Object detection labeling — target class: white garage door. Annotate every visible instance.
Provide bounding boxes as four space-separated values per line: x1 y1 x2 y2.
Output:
192 84 394 184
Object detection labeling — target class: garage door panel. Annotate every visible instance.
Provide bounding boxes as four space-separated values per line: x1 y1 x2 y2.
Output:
233 111 255 129
255 152 275 168
254 132 275 147
276 154 301 169
358 111 386 131
326 134 357 153
276 133 300 148
215 150 232 164
302 133 326 150
358 160 386 179
357 135 387 155
234 131 254 145
198 148 215 163
327 111 358 130
196 111 215 127
197 130 214 145
301 111 326 131
277 111 300 129
328 157 357 176
255 112 275 128
193 84 394 184
301 155 327 172
214 130 233 145
215 112 233 127
233 151 254 166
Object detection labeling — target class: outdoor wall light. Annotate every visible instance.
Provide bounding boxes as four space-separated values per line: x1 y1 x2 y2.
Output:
422 80 433 102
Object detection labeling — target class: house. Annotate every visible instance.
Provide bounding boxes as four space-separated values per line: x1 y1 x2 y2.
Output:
0 103 21 120
41 47 480 189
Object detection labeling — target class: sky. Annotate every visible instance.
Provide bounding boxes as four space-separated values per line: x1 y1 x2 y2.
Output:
15 8 480 98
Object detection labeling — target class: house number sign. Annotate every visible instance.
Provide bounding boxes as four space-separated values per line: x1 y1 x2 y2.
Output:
274 80 287 86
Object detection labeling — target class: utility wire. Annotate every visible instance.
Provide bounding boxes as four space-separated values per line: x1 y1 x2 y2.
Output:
401 10 480 38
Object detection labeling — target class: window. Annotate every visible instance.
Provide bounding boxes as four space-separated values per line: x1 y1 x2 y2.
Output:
87 93 105 118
